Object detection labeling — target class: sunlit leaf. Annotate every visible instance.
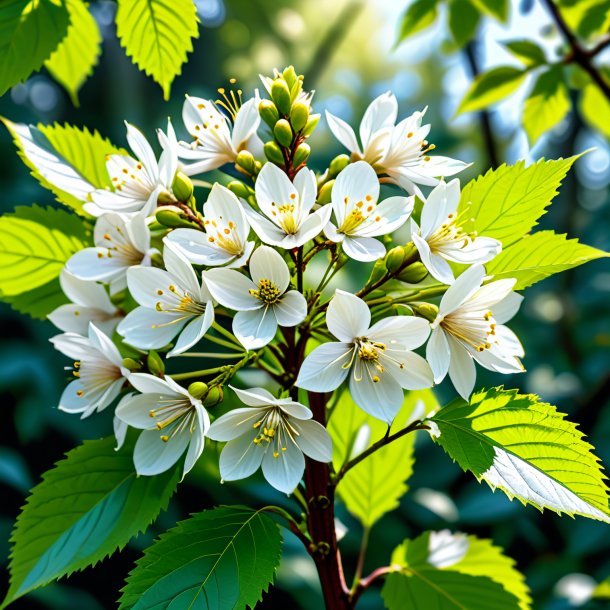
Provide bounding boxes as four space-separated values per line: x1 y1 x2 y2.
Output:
580 83 610 139
396 0 439 45
447 0 480 48
457 66 528 114
502 39 547 67
468 0 509 21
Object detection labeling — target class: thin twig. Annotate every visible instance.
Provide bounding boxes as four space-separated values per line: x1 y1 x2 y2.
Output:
350 566 394 604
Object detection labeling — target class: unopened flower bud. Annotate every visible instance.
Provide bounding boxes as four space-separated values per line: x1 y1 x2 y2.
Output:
290 102 309 132
264 141 285 165
289 79 303 103
398 262 428 284
235 150 256 174
259 99 279 127
282 65 298 89
293 143 310 167
171 171 193 202
302 114 321 137
412 303 439 322
385 246 406 273
273 119 293 148
122 357 141 371
318 180 334 204
203 385 224 407
270 79 291 115
328 154 350 178
147 350 165 376
155 208 194 228
368 259 388 285
227 180 254 199
157 191 175 205
188 381 209 400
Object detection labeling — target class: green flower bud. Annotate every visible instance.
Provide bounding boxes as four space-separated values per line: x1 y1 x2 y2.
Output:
147 350 165 377
273 119 293 148
368 259 388 285
290 102 309 132
302 114 321 137
171 171 194 202
155 208 194 228
203 385 224 407
270 79 291 115
385 246 406 273
147 220 165 232
412 302 439 322
318 180 334 204
259 99 279 128
264 141 285 165
227 180 254 199
398 262 429 284
122 357 141 371
293 143 310 168
157 191 175 205
150 252 164 267
282 65 298 89
188 381 209 400
328 154 350 178
235 150 256 174
289 78 303 103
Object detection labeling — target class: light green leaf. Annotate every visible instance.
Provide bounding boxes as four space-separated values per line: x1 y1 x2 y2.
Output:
594 577 610 598
2 435 180 608
522 66 571 145
580 83 610 139
115 0 199 100
502 40 547 67
468 0 509 21
382 530 530 610
0 205 88 298
0 0 69 96
457 66 528 114
119 506 282 610
329 389 438 527
44 0 101 105
429 387 610 523
447 0 480 48
486 231 609 289
396 0 439 45
458 155 579 247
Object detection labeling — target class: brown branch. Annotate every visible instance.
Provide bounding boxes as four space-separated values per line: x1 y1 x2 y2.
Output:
350 566 394 605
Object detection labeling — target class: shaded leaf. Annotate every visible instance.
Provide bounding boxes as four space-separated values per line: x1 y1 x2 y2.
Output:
469 0 509 21
396 0 439 44
502 40 547 67
457 66 527 114
448 0 480 48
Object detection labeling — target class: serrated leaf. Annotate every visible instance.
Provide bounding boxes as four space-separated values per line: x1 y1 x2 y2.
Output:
0 0 69 97
2 435 180 608
382 530 530 610
0 205 88 298
458 156 579 247
502 40 547 67
580 83 610 139
429 387 610 523
486 231 609 289
522 66 571 145
119 506 282 610
457 66 528 114
115 0 199 100
329 389 437 527
44 0 101 105
468 0 509 21
396 0 439 45
447 0 480 48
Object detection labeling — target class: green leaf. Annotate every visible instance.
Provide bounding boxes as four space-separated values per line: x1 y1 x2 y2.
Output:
44 0 101 105
522 66 571 145
329 389 437 527
2 277 68 320
0 0 69 97
382 530 530 610
580 83 610 139
0 205 88 298
457 66 528 114
458 156 579 247
575 0 610 38
115 0 199 100
502 40 547 67
429 387 610 523
447 0 480 48
396 0 439 45
2 435 180 608
486 231 609 289
119 506 282 610
468 0 509 21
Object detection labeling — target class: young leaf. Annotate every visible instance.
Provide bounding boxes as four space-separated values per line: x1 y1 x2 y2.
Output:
329 389 437 527
2 436 180 608
502 39 547 67
486 231 609 289
44 0 102 106
522 66 571 145
468 0 509 21
382 530 530 610
429 387 610 523
115 0 199 100
447 0 480 48
0 205 88 298
457 66 528 114
458 155 579 247
396 0 439 45
580 83 610 139
0 0 70 97
119 506 282 610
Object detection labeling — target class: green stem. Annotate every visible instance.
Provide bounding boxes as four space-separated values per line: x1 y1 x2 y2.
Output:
170 366 229 380
206 334 244 351
174 352 244 359
212 321 243 346
352 525 371 588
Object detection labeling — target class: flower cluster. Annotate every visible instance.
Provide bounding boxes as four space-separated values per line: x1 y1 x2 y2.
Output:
24 66 524 493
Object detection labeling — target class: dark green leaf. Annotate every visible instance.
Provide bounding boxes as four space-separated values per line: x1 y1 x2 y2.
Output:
502 40 547 67
448 0 480 48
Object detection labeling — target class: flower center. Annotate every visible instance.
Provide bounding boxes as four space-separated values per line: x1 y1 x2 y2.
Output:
98 227 145 265
251 407 299 459
270 195 299 234
72 358 122 398
154 284 208 327
338 196 379 235
426 207 475 254
249 279 282 304
441 309 497 352
149 396 197 442
205 218 244 255
215 78 242 122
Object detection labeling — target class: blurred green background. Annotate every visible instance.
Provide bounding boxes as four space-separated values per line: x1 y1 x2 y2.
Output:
1 0 610 608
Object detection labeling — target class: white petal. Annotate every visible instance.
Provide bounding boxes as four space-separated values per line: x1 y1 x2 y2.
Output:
133 429 190 476
349 362 404 423
50 331 95 360
261 439 305 493
255 163 296 221
118 306 185 349
420 179 460 237
66 248 126 282
326 289 370 341
88 322 123 367
274 291 307 327
116 392 161 428
342 235 386 262
113 415 128 450
411 155 470 178
233 308 278 350
127 266 174 309
243 206 288 246
359 92 398 150
219 430 264 481
166 228 223 265
445 236 502 264
128 372 173 395
58 379 90 413
447 335 477 400
231 385 278 407
59 269 115 311
125 122 158 179
332 161 380 227
126 212 152 254
208 407 262 441
439 264 485 316
468 279 518 311
168 306 214 357
355 195 413 238
293 167 317 214
248 247 289 294
183 407 208 476
413 233 455 285
277 401 313 419
292 419 333 462
385 352 434 390
427 327 451 383
295 342 352 392
231 97 261 149
163 241 200 296
367 315 430 350
48 304 118 336
203 268 259 310
493 292 524 324
325 110 360 153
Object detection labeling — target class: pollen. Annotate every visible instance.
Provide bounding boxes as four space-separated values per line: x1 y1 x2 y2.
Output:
157 289 163 295
249 279 282 304
76 390 84 396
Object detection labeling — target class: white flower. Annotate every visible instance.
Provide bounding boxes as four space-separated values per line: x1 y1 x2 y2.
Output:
177 93 262 175
66 212 153 294
115 373 210 477
86 121 178 217
427 264 525 400
118 241 214 357
207 386 332 494
411 179 502 284
50 322 129 418
324 161 414 262
48 269 122 335
203 246 306 350
296 290 433 422
244 163 332 249
165 183 254 267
